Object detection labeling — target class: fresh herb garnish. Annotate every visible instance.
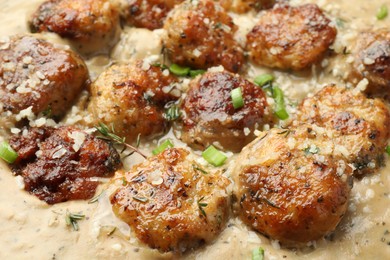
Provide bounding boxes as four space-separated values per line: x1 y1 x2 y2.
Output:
377 5 388 20
0 141 18 164
202 145 227 167
88 191 105 204
198 197 208 217
65 211 85 231
192 164 208 174
385 145 390 155
252 247 265 260
95 122 147 158
231 87 244 109
152 139 174 155
164 103 181 122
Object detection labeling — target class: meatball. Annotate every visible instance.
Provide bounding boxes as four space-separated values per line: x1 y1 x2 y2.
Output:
9 126 121 204
0 35 88 124
349 30 390 96
110 148 230 252
219 0 275 13
246 4 336 70
296 85 390 174
116 0 184 30
232 127 352 245
176 70 273 152
163 0 245 73
87 60 179 143
30 0 120 55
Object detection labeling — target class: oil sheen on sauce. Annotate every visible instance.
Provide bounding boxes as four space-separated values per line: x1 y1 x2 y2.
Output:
0 0 390 259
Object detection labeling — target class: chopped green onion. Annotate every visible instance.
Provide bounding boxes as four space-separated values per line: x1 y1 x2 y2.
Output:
152 139 174 155
272 86 289 120
385 145 390 155
164 104 181 121
254 74 275 87
169 64 191 76
0 141 18 164
377 5 388 20
202 145 227 167
189 69 206 78
231 87 244 109
252 247 265 260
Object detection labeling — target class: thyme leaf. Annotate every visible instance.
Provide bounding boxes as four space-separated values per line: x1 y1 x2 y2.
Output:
198 197 208 217
65 211 85 231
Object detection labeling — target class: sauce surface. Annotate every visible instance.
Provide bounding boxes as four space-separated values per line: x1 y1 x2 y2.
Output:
0 0 390 259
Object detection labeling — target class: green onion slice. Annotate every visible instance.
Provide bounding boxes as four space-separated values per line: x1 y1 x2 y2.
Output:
231 87 244 109
169 64 191 76
272 86 289 120
202 145 227 167
377 5 388 20
254 74 275 87
385 145 390 155
0 141 18 164
189 69 206 78
152 139 174 155
252 247 265 260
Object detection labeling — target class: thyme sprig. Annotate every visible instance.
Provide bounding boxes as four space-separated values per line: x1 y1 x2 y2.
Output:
198 197 208 217
95 122 147 159
65 211 85 231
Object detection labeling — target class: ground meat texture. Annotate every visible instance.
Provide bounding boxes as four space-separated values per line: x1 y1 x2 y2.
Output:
29 0 120 55
295 85 390 175
110 148 230 253
246 4 336 70
163 0 245 73
9 126 121 204
232 127 352 245
87 60 179 143
115 0 184 30
175 70 272 152
219 0 275 13
349 30 390 96
0 35 88 122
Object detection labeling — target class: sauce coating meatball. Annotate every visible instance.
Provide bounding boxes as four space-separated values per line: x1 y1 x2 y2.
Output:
176 70 273 152
163 0 245 73
9 126 121 204
296 85 390 174
232 127 352 245
30 0 120 54
0 35 88 125
219 0 275 13
349 30 390 96
246 4 336 70
115 0 184 30
111 148 230 253
87 60 179 143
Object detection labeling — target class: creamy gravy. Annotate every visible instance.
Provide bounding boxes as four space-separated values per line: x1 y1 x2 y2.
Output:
1 0 390 259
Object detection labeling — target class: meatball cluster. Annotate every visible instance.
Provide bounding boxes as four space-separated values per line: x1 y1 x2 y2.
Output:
9 126 121 204
111 148 230 252
163 0 245 73
247 4 337 70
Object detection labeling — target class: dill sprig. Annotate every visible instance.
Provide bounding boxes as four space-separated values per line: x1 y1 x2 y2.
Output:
198 197 208 217
65 211 85 231
95 122 147 159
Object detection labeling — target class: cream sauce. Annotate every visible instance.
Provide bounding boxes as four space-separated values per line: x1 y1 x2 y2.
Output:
0 0 390 259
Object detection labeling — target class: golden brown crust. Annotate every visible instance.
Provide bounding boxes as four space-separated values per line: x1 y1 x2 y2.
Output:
246 4 336 70
296 85 390 174
29 0 120 54
0 35 88 120
117 0 184 30
87 60 179 143
349 30 390 96
9 126 121 204
176 70 273 152
110 148 230 253
233 127 352 245
163 0 245 73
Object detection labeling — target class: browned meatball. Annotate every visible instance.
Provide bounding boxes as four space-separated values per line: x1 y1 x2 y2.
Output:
219 0 275 13
232 127 352 245
30 0 120 54
9 126 121 204
87 60 179 143
111 148 230 253
116 0 184 30
175 70 273 152
349 30 390 96
163 0 245 73
296 85 390 175
246 4 336 70
0 35 88 122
